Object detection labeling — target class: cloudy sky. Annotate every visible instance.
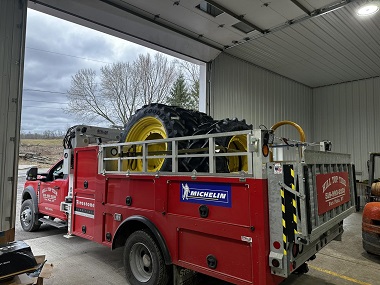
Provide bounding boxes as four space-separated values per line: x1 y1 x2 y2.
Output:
22 9 176 134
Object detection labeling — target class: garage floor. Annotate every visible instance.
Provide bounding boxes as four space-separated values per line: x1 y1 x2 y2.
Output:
16 167 380 285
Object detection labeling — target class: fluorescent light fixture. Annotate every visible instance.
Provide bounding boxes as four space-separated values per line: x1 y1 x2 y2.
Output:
357 1 380 16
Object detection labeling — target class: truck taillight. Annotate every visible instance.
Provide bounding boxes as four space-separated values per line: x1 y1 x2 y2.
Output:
273 241 281 249
292 244 299 257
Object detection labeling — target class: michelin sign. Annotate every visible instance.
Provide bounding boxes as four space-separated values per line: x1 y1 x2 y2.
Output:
180 182 231 208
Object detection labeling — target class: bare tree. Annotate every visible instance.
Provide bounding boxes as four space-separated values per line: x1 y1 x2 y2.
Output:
65 53 177 126
66 68 116 124
135 53 177 105
101 62 141 125
177 60 200 85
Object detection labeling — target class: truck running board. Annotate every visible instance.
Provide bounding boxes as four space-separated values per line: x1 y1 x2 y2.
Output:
39 217 67 229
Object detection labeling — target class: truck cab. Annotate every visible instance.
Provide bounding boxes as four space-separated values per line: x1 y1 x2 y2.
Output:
20 159 69 231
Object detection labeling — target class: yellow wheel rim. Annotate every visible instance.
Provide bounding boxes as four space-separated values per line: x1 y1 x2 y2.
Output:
227 135 248 172
124 117 167 172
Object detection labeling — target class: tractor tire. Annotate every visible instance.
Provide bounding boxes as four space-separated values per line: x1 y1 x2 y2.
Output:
20 199 41 232
185 118 252 173
183 121 217 172
214 118 253 173
172 107 214 134
188 110 214 125
171 107 200 134
120 104 188 172
124 230 170 285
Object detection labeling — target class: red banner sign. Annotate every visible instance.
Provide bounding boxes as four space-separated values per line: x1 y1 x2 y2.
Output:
316 172 350 215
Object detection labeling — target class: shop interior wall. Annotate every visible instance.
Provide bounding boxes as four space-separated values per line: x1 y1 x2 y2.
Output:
209 53 313 161
209 53 379 181
313 77 380 182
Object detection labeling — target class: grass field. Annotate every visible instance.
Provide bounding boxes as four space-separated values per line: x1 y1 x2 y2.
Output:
19 138 63 167
20 138 62 147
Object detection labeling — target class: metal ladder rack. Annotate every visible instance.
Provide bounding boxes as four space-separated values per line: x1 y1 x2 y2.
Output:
98 129 271 178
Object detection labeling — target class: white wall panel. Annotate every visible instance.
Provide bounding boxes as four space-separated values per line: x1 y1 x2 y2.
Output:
209 53 313 159
313 77 380 181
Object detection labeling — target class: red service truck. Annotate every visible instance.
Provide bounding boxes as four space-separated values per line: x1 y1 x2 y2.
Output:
20 106 356 285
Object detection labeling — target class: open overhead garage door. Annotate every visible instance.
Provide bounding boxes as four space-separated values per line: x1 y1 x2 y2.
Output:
0 0 27 240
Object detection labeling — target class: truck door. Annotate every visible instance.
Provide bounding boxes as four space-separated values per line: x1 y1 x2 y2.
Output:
38 160 68 220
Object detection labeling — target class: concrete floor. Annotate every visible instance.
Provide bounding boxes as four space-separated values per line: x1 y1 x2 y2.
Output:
15 167 380 285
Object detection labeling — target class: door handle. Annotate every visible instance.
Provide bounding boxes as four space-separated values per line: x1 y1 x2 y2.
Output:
53 186 60 190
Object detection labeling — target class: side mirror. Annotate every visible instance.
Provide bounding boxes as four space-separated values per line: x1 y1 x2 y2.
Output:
26 167 38 181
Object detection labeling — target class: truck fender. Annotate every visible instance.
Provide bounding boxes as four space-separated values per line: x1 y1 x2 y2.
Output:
21 186 39 215
112 215 171 265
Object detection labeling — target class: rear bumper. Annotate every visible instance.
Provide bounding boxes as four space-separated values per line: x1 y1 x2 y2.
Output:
362 231 380 255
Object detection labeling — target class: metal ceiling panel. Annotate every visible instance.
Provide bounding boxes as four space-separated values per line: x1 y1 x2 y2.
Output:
214 0 291 29
302 0 342 10
226 1 380 87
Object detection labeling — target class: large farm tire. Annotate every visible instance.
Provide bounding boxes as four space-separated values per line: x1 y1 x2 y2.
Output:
124 230 170 285
172 107 214 134
121 104 188 172
185 118 252 173
20 199 41 232
214 118 252 173
183 121 216 172
172 107 200 134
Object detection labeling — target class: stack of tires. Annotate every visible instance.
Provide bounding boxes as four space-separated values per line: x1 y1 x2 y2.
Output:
121 103 252 173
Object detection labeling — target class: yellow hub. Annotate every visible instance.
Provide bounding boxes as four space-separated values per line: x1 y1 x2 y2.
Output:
124 117 168 172
227 135 248 172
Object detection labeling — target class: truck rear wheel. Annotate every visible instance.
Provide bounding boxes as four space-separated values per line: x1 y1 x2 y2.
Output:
20 199 41 232
124 230 169 285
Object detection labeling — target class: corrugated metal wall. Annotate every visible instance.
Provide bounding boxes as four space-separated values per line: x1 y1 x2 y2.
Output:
210 53 379 181
0 0 27 233
313 77 380 181
209 53 313 158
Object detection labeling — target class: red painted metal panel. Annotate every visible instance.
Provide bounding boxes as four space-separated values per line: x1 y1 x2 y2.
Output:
70 147 285 285
38 179 68 220
178 229 252 282
167 179 250 226
72 146 98 240
316 172 351 215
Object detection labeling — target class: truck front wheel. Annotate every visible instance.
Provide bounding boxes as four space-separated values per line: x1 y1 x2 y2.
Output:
20 199 41 232
124 230 169 285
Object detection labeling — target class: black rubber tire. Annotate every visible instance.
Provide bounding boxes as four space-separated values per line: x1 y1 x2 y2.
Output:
189 110 214 125
185 118 252 173
213 118 253 173
171 106 200 134
20 199 41 232
169 107 214 172
124 230 169 285
183 121 217 172
120 103 188 171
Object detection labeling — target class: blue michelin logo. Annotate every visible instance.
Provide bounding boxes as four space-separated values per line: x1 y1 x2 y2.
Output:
180 182 231 208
